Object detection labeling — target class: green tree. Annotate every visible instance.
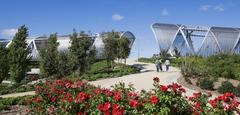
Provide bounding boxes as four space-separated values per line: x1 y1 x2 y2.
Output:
57 51 71 77
0 44 9 83
39 33 59 78
69 30 93 75
103 31 119 69
8 25 31 83
118 37 131 64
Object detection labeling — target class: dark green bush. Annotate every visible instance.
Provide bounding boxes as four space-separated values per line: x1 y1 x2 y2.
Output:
0 83 34 95
233 83 240 96
0 96 33 111
218 81 235 94
198 78 214 90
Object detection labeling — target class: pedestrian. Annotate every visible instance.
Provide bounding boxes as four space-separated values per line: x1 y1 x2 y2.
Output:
165 59 170 71
155 59 160 72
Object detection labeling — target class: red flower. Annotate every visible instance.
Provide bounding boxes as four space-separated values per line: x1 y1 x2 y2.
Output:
98 102 111 112
112 109 124 115
76 92 87 103
97 104 103 110
103 102 111 111
160 85 168 92
127 92 137 97
194 101 201 110
150 95 158 105
51 97 56 102
129 99 138 108
103 89 113 96
153 77 160 82
208 100 217 108
78 112 82 115
114 92 121 101
33 96 38 103
95 88 101 94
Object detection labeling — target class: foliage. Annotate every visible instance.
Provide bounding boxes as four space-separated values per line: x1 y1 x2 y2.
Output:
8 25 31 83
137 57 155 63
181 54 240 80
218 81 234 94
27 78 240 114
39 33 59 78
103 31 119 69
197 77 214 90
159 50 171 61
118 37 131 64
69 30 94 75
0 96 33 111
0 83 35 95
0 45 9 83
79 60 139 81
57 51 71 77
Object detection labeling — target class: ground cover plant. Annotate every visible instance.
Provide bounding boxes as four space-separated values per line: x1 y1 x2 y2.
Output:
27 77 240 114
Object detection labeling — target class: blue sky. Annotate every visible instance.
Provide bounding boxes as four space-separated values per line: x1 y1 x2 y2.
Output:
0 0 240 57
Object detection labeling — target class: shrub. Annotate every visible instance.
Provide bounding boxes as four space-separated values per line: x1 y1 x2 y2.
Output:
27 78 240 114
197 78 214 90
218 81 234 94
0 96 33 111
233 83 240 97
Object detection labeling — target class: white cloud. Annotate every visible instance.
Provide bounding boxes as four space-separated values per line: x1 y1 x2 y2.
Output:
1 29 18 36
112 13 124 21
200 5 211 11
161 8 169 16
214 4 224 12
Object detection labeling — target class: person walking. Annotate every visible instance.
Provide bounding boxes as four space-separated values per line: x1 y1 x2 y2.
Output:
165 59 170 71
155 59 160 72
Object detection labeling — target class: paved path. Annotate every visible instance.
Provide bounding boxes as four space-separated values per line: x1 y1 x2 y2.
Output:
0 59 198 98
91 59 197 97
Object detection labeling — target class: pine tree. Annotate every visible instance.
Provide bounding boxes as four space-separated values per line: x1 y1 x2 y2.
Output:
0 44 9 83
39 33 59 78
8 25 31 83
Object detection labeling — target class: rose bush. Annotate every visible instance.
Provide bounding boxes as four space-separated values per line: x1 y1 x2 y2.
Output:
27 77 240 114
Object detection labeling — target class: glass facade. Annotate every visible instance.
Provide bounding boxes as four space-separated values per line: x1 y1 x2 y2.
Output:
151 23 240 57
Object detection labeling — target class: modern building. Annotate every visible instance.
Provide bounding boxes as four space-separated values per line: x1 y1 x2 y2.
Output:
151 23 240 57
0 31 136 60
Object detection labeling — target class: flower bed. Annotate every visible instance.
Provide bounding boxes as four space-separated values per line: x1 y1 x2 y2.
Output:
27 77 240 114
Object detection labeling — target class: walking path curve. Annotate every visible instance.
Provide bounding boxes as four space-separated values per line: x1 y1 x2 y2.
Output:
0 59 200 98
91 59 198 97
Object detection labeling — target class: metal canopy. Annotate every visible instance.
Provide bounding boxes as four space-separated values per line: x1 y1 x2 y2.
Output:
151 23 240 56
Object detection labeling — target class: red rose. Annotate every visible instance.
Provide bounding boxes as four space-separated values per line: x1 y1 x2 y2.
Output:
95 88 101 94
129 99 138 108
208 100 217 108
127 92 137 97
112 109 124 115
76 92 87 103
114 92 121 101
150 95 158 105
51 97 56 102
33 96 38 103
194 101 201 110
160 85 168 92
103 102 111 111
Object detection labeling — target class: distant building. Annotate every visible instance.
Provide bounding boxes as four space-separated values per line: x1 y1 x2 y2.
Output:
0 31 136 60
151 23 240 57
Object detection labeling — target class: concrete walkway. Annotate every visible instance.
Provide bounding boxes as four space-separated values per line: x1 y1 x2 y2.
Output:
91 59 197 97
0 59 198 98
